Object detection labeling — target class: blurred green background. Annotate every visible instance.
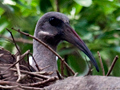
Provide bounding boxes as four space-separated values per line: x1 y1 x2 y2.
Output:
0 0 120 76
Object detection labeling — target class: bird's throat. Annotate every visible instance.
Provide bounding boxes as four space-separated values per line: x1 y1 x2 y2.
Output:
33 40 58 76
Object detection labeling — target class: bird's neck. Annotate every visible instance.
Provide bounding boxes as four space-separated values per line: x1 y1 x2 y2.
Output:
33 40 58 76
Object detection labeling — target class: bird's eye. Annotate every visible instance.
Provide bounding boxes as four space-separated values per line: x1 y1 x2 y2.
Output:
49 17 63 27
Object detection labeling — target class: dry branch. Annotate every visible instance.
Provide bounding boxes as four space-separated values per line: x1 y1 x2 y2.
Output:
10 68 50 80
6 29 21 54
97 51 105 76
26 77 57 87
0 35 33 44
106 55 119 76
29 53 41 71
60 59 64 76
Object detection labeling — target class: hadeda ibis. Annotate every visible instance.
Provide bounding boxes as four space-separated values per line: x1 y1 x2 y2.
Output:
33 12 99 76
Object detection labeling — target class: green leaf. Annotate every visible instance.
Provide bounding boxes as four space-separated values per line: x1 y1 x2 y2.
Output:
0 22 8 32
74 0 92 7
0 7 4 15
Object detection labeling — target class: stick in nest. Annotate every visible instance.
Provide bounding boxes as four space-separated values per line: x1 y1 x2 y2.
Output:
97 51 105 76
6 29 21 54
29 53 41 71
10 68 50 80
25 77 57 87
16 55 22 82
60 59 64 76
106 55 119 76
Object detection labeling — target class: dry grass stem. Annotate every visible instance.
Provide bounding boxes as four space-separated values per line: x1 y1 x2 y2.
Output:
97 51 105 76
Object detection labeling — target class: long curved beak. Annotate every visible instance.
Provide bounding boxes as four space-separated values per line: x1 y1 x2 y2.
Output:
62 23 99 72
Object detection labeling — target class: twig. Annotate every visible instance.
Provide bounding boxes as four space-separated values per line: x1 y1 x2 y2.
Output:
10 68 49 79
0 81 42 90
0 81 19 89
0 80 18 85
0 85 18 89
74 73 78 77
29 53 41 71
97 51 105 76
0 35 33 44
19 85 43 90
106 55 119 76
16 55 22 82
11 28 75 75
56 70 63 79
0 53 3 57
19 64 30 71
61 59 64 76
32 71 53 75
6 28 21 54
5 50 30 72
26 77 57 86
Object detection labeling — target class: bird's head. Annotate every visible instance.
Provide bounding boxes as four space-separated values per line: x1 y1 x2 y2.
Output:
34 12 99 72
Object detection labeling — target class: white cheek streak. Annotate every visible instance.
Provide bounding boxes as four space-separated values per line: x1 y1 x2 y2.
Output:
39 31 50 35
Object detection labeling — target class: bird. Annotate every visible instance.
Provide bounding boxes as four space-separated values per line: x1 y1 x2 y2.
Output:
32 12 99 76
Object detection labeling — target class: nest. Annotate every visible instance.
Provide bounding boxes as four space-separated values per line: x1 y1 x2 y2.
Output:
0 47 58 90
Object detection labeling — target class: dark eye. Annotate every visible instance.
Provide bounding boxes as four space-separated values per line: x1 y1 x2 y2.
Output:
49 17 63 27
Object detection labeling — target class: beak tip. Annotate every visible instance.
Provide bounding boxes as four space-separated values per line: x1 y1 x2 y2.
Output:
91 59 99 72
96 67 99 72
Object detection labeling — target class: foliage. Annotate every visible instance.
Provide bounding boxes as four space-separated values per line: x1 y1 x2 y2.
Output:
0 0 120 76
